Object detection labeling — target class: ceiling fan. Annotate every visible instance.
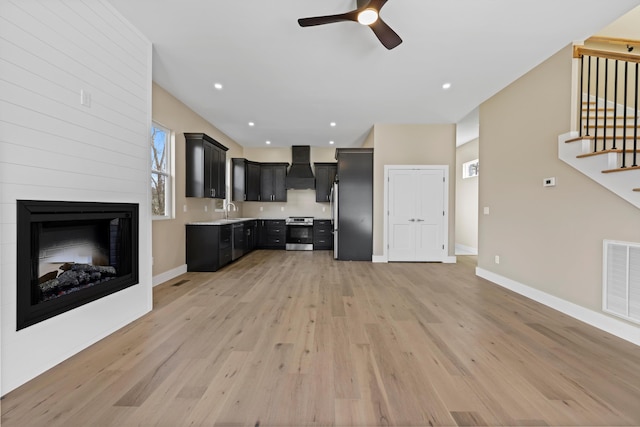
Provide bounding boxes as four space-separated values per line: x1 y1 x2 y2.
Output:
298 0 402 50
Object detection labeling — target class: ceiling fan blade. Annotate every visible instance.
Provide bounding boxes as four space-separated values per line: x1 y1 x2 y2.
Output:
369 18 402 49
367 0 389 12
298 11 358 27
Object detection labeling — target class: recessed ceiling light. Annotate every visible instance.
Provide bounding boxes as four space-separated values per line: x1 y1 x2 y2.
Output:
214 83 223 90
442 82 452 90
248 122 255 127
265 140 271 145
330 122 336 127
329 140 335 145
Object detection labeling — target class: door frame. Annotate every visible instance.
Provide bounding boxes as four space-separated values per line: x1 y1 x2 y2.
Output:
381 165 456 264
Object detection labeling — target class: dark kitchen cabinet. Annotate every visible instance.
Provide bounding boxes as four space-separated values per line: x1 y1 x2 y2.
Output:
185 133 228 199
258 219 286 249
260 163 288 202
245 220 257 252
232 158 261 202
314 162 337 202
313 219 333 250
186 224 232 272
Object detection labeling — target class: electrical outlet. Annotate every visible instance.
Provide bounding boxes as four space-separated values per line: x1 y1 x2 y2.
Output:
183 205 187 213
204 205 208 212
484 207 490 215
280 206 284 212
543 177 556 187
495 255 500 264
260 206 263 212
322 206 326 212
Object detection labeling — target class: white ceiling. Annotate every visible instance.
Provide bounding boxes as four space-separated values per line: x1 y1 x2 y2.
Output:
108 0 640 148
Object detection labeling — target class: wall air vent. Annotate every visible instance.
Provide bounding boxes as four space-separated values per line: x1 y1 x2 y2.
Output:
603 240 640 324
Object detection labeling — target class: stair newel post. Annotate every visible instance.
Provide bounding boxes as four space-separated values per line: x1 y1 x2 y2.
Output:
586 56 592 137
613 60 619 150
622 61 628 168
603 58 608 151
594 56 600 153
579 55 584 138
633 62 639 168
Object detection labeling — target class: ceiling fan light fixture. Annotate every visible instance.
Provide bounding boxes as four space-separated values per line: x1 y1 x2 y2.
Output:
357 8 378 25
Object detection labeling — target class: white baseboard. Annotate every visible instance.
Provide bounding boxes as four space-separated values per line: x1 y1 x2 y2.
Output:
476 267 640 347
152 264 187 287
372 255 456 263
455 244 478 255
372 255 388 263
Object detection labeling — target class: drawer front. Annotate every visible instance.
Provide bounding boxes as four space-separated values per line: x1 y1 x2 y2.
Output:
268 236 285 245
266 220 285 227
313 237 332 250
219 225 232 248
219 247 232 266
267 227 285 236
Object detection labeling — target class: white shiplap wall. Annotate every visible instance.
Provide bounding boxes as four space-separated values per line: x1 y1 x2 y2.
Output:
0 0 152 394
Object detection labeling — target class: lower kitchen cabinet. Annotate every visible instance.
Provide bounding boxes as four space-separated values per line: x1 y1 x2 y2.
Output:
313 219 333 250
258 219 286 249
245 220 257 252
186 224 232 272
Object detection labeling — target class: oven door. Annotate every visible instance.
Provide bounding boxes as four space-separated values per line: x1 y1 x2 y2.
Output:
286 224 313 251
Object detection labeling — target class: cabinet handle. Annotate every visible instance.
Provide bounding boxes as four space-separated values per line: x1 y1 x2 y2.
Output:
409 219 416 222
416 219 425 222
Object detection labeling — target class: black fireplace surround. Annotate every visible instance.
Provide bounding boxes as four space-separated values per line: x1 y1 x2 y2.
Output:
17 200 139 330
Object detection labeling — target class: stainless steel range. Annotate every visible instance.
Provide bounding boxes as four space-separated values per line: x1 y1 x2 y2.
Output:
285 217 314 250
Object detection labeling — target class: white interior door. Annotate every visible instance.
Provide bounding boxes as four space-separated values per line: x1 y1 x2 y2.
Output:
388 170 417 261
388 168 446 262
415 169 445 261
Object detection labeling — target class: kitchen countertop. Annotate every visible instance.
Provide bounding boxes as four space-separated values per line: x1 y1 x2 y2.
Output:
188 217 332 226
187 218 258 225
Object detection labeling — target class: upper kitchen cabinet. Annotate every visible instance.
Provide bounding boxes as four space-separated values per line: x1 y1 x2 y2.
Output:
232 158 261 201
260 163 288 202
314 162 337 202
185 133 228 199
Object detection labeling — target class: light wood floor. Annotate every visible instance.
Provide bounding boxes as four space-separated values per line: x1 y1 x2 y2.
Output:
2 251 640 426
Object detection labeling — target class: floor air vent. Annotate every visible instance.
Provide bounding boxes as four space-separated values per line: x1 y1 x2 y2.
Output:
603 240 640 324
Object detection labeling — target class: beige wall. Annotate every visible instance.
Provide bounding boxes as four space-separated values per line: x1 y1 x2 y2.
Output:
595 5 640 39
362 127 374 148
240 147 336 219
479 44 640 316
455 138 479 252
371 124 456 257
152 83 244 277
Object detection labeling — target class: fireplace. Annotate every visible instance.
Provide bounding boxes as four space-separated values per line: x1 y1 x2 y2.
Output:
17 200 139 330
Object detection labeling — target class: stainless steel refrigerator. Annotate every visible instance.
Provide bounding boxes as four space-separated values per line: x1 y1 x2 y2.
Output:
333 148 373 261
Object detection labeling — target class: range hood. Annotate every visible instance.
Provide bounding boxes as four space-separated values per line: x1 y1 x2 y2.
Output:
286 145 315 189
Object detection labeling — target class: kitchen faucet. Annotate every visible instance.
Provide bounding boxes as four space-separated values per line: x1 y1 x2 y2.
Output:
224 201 236 220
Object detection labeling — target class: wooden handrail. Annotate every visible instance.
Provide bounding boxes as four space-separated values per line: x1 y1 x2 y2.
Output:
573 45 640 63
586 36 640 49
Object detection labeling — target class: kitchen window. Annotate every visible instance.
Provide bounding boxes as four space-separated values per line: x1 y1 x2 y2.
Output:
151 122 174 219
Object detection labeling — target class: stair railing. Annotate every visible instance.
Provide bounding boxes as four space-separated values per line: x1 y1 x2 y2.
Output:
573 43 640 168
